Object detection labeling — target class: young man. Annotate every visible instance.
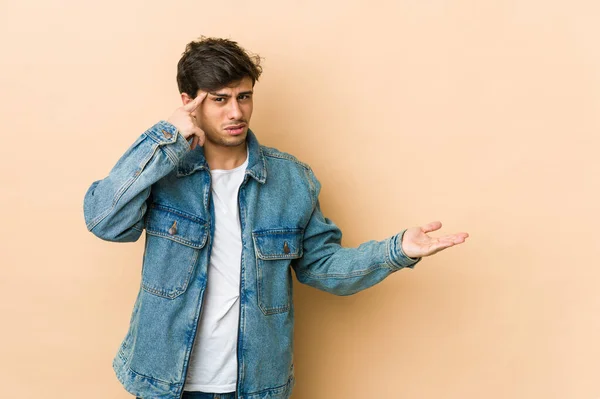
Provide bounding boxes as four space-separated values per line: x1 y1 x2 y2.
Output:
83 37 468 399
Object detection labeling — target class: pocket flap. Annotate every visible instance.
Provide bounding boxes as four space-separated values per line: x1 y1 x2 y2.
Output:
146 204 208 249
253 228 304 260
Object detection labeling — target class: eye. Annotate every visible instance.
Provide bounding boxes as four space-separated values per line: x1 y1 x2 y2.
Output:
238 94 251 100
213 97 225 102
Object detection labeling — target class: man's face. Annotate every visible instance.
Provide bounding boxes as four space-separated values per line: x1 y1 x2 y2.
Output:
191 76 254 148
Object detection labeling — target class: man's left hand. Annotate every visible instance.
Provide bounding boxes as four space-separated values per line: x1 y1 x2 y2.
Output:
401 221 469 259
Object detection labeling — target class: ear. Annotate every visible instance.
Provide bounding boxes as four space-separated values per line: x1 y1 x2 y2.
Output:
181 92 194 106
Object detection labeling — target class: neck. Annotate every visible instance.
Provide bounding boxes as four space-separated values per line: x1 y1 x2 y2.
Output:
204 141 248 170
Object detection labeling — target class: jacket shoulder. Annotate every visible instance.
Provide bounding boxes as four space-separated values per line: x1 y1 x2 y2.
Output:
260 145 320 201
260 145 313 172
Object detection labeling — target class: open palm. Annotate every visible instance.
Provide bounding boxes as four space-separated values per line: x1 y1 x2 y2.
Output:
401 221 469 259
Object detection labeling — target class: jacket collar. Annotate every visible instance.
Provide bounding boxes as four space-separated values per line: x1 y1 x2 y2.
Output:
176 128 267 184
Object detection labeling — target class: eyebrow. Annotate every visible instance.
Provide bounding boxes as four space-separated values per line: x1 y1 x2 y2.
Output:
209 90 254 98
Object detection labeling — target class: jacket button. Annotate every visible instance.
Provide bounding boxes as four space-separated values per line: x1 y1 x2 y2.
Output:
168 221 177 235
162 129 173 139
283 241 290 254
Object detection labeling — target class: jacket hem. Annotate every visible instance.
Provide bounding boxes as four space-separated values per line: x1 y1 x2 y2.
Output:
113 349 181 398
113 350 296 399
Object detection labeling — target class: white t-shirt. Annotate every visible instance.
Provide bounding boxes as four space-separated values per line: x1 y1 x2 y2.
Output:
183 152 248 393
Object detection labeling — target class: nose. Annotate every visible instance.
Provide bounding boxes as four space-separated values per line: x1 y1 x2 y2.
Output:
228 99 243 120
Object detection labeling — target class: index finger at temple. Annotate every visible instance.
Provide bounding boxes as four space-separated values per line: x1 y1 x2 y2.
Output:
184 92 207 112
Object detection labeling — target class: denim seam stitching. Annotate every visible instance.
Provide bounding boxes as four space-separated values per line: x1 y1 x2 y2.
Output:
297 262 389 279
245 373 294 397
150 203 207 223
261 148 311 170
246 146 267 183
86 142 158 231
145 229 207 249
252 230 304 259
252 235 292 315
385 236 402 270
305 167 318 209
126 363 181 386
158 144 179 166
141 247 198 299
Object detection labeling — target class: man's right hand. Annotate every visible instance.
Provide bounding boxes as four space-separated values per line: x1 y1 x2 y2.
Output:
167 92 207 150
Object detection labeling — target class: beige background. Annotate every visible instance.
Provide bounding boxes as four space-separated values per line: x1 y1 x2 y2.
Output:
1 0 599 398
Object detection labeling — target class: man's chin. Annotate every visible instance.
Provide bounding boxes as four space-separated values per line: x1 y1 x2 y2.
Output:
222 132 247 147
204 130 248 147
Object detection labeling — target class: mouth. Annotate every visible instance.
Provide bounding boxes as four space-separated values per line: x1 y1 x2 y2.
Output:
224 124 247 136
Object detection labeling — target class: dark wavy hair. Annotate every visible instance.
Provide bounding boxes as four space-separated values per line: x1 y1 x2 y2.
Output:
176 36 263 97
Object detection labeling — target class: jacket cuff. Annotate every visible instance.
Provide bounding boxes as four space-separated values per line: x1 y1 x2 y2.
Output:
387 229 422 270
144 121 191 165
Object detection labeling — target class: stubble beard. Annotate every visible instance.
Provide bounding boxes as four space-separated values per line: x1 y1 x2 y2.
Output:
204 129 247 148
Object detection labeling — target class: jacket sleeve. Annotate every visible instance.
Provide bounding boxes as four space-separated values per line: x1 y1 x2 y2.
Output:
83 121 190 243
291 168 421 296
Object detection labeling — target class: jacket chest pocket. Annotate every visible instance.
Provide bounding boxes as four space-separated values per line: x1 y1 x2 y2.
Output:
142 204 208 299
252 228 303 315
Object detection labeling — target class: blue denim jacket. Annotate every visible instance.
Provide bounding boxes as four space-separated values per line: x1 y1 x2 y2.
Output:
83 121 421 399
